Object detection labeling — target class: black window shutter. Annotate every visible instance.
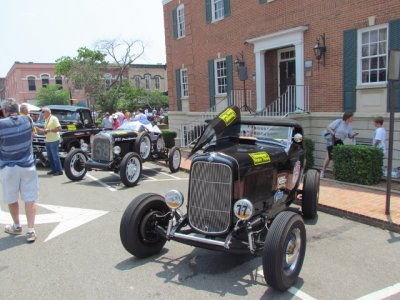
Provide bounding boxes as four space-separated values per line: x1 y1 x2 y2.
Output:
175 69 182 111
208 60 216 109
343 29 357 112
389 19 400 112
226 55 233 105
172 8 178 39
205 0 212 24
224 0 231 17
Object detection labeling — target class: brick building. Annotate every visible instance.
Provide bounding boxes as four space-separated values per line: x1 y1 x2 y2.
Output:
2 62 168 106
162 0 400 170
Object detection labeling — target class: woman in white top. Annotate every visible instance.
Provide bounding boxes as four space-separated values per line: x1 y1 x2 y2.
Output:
320 112 358 178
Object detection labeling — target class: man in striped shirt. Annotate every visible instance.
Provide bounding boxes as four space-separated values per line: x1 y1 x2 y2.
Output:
0 99 38 243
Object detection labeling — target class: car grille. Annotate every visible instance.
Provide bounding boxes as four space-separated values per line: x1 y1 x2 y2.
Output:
188 161 232 234
32 135 46 152
92 134 112 161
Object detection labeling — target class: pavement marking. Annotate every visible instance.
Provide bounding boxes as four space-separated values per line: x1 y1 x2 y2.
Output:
257 270 317 300
354 282 400 300
0 204 108 242
86 173 117 192
140 178 189 183
142 173 157 181
142 166 182 179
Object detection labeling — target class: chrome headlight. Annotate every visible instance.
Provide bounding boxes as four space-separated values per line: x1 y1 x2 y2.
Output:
233 199 254 220
113 146 121 155
80 143 89 152
164 190 184 209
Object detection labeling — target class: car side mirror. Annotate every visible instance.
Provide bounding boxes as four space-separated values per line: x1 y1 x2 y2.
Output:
293 133 303 143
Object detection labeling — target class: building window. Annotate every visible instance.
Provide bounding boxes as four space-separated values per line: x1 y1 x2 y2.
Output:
177 4 185 38
55 76 62 85
134 76 141 88
358 25 388 84
180 69 189 97
145 74 151 90
41 74 49 87
28 76 36 91
104 73 112 89
212 0 224 22
154 76 160 90
215 59 227 95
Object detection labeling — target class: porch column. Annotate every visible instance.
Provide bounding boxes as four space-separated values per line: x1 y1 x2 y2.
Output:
255 51 266 111
295 42 305 112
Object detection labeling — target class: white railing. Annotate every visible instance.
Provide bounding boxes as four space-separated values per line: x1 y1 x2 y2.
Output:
257 85 309 117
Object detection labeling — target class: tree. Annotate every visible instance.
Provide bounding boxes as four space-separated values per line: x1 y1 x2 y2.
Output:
36 84 70 106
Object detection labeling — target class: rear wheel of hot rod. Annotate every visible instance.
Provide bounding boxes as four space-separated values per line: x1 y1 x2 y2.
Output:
168 146 181 173
262 211 306 291
120 152 142 187
302 169 320 219
134 132 152 161
120 193 169 258
64 149 88 181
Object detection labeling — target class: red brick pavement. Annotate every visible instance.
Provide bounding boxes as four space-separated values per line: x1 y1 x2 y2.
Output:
176 157 400 232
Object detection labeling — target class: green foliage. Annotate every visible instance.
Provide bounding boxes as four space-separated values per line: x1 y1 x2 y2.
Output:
36 84 70 106
161 130 177 148
303 138 315 171
333 145 383 185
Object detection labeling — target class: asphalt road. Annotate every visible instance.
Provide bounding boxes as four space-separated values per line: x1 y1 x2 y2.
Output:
1 163 400 300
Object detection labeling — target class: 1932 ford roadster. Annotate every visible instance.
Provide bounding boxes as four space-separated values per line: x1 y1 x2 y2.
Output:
120 105 320 291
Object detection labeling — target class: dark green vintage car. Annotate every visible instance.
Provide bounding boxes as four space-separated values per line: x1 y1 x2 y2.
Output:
120 105 320 292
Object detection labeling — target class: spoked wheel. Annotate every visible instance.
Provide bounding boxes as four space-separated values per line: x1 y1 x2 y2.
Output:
168 146 181 173
120 193 170 258
120 152 142 187
135 132 152 161
302 169 320 219
153 135 166 157
262 211 306 291
64 149 88 181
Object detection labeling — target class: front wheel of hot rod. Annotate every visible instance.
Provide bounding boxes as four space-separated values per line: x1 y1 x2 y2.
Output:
302 169 320 219
120 193 170 258
64 149 88 181
120 152 142 187
262 211 306 291
168 146 181 173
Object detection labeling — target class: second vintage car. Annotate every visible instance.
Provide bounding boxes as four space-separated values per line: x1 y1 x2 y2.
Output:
120 105 320 291
64 120 181 187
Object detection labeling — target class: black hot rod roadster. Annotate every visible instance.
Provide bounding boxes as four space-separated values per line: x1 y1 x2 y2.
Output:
120 105 320 291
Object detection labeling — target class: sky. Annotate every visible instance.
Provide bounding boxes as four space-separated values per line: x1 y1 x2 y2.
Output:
0 0 166 77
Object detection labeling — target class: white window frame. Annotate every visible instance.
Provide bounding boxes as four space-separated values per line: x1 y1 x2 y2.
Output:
214 58 227 95
134 76 141 88
145 74 151 90
177 4 185 38
41 74 49 87
104 73 112 89
357 24 388 86
154 76 160 90
180 69 189 98
27 76 36 91
212 0 224 22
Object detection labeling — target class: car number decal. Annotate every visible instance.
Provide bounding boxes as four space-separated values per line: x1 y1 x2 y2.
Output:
219 108 237 126
249 152 271 165
67 125 77 131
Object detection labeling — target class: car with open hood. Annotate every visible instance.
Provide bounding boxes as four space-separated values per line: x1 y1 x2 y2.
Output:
119 105 320 291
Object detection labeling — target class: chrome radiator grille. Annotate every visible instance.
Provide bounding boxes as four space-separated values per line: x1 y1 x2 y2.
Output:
32 135 46 152
92 134 112 161
188 161 232 234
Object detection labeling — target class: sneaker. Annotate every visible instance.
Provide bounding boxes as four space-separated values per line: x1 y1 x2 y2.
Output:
26 231 37 243
320 171 325 178
47 170 56 175
53 171 63 176
4 224 22 235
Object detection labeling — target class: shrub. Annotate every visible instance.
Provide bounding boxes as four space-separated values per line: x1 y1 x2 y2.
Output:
161 130 177 148
303 138 315 171
333 145 383 185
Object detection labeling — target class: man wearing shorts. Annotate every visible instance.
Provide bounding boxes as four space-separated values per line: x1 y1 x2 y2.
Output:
0 99 38 243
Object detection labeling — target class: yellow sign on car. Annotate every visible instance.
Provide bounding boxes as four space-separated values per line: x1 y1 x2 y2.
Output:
249 152 271 165
219 108 237 126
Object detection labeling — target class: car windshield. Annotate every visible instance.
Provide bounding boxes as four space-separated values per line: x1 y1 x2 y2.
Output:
38 110 80 123
239 124 292 146
117 121 143 131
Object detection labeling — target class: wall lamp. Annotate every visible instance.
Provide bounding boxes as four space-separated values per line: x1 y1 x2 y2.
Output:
313 33 326 68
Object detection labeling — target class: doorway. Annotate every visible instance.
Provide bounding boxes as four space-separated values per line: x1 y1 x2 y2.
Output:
278 48 296 96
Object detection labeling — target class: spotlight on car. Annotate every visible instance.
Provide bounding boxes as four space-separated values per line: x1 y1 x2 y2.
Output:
80 143 89 152
233 199 254 220
164 190 184 209
113 146 121 155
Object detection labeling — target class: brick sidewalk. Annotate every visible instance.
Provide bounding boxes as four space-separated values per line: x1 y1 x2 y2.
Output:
177 157 400 233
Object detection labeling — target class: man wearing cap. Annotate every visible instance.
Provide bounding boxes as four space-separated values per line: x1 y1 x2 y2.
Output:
112 114 120 130
0 99 38 242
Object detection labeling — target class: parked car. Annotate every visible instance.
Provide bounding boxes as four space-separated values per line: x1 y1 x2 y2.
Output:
64 120 181 187
119 105 320 291
33 105 103 166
